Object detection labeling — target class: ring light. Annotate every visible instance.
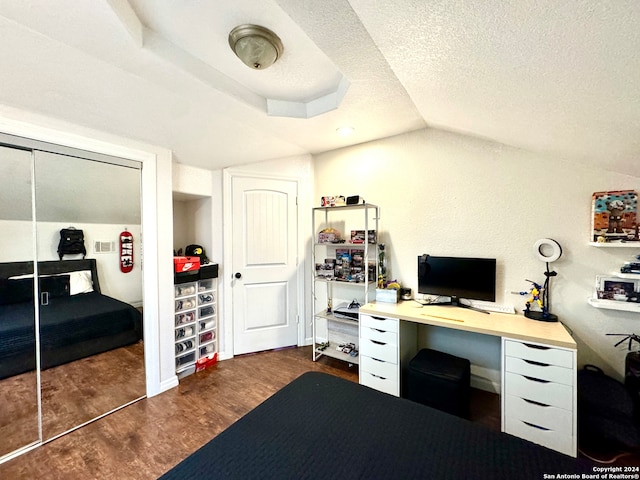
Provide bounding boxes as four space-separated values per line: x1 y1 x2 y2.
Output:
533 238 562 263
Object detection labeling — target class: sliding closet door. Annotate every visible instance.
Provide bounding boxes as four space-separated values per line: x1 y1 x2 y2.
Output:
0 146 39 458
33 150 145 441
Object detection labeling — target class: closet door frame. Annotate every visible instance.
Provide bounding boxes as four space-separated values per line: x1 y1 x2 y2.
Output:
0 115 174 463
0 134 149 461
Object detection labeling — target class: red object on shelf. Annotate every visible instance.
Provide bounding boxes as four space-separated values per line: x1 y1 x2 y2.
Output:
174 256 200 273
195 353 218 372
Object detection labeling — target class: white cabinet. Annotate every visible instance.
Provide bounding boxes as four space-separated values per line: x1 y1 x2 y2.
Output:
359 314 400 396
502 338 576 456
174 271 218 379
312 204 379 365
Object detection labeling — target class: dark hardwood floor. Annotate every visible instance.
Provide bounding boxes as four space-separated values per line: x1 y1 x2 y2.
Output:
0 346 637 478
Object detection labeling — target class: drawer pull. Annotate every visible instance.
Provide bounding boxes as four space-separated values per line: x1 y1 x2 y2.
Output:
373 328 385 333
523 398 550 408
523 421 550 431
370 373 387 380
523 343 550 351
371 357 384 363
523 375 550 384
370 340 386 346
524 359 550 367
371 316 386 321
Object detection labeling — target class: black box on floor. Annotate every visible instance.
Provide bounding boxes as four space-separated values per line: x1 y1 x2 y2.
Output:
406 348 471 419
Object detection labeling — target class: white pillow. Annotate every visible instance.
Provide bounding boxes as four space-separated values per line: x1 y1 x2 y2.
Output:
69 270 93 295
10 270 94 295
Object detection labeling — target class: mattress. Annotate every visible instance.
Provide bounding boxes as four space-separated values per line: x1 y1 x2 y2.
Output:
0 291 142 379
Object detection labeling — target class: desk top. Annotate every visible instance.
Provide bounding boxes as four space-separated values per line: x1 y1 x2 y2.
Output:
359 301 577 350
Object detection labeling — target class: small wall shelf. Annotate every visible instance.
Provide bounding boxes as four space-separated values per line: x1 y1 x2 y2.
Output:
589 242 640 248
588 297 640 313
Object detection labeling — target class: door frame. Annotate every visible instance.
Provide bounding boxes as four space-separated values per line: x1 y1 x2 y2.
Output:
222 169 305 358
0 111 175 402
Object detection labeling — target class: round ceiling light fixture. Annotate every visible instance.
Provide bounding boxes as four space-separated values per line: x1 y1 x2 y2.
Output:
336 126 355 136
228 24 283 70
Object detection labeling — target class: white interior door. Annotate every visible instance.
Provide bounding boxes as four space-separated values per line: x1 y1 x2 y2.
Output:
231 175 299 355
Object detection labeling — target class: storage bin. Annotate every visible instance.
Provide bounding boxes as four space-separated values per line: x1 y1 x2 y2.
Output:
406 348 471 418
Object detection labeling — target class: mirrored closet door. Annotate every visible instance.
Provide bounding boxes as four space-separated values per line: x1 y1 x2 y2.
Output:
34 150 145 441
0 145 39 458
0 137 145 460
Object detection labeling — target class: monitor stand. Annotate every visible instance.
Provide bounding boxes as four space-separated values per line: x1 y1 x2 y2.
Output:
420 296 490 314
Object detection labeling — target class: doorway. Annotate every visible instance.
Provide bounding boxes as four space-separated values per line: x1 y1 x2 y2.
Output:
226 173 301 355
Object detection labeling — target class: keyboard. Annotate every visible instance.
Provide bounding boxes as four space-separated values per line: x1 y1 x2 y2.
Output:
465 300 516 314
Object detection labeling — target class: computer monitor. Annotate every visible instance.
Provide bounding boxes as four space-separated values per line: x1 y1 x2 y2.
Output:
417 255 496 307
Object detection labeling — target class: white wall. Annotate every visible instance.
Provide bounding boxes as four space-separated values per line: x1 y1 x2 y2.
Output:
0 220 142 304
314 128 640 383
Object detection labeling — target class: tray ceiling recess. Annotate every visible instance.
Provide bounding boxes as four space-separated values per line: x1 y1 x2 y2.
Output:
109 0 350 119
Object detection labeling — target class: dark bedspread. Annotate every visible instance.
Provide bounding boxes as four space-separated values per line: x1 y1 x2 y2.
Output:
160 371 594 480
0 291 142 379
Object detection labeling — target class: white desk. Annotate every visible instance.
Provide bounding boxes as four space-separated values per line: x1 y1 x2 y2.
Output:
358 301 577 457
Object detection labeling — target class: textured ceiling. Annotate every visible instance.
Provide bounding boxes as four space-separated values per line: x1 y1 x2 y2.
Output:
0 1 638 176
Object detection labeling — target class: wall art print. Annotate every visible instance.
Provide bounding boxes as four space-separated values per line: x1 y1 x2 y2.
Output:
591 190 638 242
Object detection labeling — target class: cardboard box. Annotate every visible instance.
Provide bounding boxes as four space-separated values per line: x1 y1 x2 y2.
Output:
376 288 399 303
318 232 339 243
351 230 377 244
174 256 200 274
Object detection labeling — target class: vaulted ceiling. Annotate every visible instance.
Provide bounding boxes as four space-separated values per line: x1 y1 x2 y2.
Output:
0 1 638 176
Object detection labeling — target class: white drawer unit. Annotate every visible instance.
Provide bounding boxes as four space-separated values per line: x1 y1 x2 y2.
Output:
360 336 397 364
359 314 400 396
360 314 399 333
505 356 574 386
502 338 576 457
504 340 573 368
504 415 574 457
504 372 573 411
361 324 398 345
360 369 399 396
504 395 573 435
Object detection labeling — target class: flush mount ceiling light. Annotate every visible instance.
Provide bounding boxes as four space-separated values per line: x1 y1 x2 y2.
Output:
228 24 283 70
336 126 355 136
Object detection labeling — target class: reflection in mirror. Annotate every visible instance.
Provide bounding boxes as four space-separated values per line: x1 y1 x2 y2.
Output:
0 145 40 458
33 150 145 441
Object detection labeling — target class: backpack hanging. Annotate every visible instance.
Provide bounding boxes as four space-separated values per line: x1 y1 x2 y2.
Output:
57 227 86 259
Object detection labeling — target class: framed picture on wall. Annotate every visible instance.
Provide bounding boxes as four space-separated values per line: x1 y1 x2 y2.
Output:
591 190 638 242
596 275 638 301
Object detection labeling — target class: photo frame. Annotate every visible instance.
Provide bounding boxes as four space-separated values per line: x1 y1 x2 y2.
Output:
596 275 639 301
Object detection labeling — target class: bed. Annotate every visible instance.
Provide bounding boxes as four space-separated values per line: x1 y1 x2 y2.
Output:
0 259 142 380
160 371 594 480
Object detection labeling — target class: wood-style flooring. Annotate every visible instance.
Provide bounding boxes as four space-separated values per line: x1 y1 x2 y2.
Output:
0 346 636 479
0 341 145 457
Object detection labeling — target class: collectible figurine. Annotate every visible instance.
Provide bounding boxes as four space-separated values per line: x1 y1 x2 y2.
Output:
515 279 557 321
523 280 544 312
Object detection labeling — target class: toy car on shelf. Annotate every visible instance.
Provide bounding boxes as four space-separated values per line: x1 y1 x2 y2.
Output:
621 255 640 274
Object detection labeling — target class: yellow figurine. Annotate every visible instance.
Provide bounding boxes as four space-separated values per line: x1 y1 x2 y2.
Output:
525 282 544 311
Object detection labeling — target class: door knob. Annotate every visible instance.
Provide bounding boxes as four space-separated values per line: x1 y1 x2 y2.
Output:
234 272 242 279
